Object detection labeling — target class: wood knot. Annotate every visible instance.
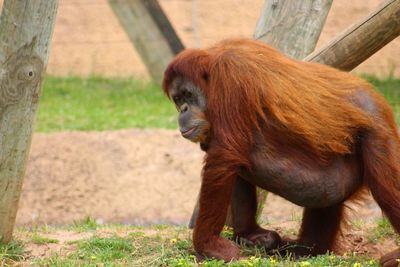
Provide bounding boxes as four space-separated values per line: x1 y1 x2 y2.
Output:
18 65 38 82
15 55 43 83
0 54 43 109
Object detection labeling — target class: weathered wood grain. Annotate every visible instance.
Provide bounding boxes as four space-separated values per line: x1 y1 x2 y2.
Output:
305 0 400 70
109 0 184 84
254 0 333 59
0 0 58 243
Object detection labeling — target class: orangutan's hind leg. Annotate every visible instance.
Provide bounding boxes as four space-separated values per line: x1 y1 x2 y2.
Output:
361 130 400 267
283 203 345 257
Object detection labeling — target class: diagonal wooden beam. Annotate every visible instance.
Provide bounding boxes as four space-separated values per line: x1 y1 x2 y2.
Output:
305 0 400 70
109 0 184 84
142 1 184 55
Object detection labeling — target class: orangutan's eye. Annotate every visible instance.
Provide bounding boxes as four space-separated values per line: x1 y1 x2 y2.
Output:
173 95 181 103
184 91 193 99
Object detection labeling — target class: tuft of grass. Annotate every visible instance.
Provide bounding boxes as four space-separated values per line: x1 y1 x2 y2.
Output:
34 253 74 267
31 233 59 245
350 219 366 231
70 217 99 232
75 235 134 262
0 240 25 263
221 226 235 240
37 76 177 132
369 217 400 244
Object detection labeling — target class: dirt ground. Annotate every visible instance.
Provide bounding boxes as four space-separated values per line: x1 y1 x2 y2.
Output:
18 129 383 227
18 129 202 226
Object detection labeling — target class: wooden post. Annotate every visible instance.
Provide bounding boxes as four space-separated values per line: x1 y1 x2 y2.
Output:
0 0 59 243
305 0 400 70
252 0 334 224
254 0 333 59
109 0 184 84
188 0 333 229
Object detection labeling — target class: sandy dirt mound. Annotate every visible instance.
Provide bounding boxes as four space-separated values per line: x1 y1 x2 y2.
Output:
18 129 202 226
17 129 382 227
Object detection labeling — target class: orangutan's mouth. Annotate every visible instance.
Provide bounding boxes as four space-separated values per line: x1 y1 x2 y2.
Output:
181 127 197 138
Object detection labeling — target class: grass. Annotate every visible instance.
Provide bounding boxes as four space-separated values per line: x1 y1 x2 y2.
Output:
31 233 59 245
72 235 134 262
70 217 100 232
1 221 388 267
36 75 400 132
369 217 400 245
37 76 177 132
0 240 25 263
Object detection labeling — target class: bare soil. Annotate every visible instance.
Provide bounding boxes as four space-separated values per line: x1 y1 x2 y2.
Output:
18 129 202 226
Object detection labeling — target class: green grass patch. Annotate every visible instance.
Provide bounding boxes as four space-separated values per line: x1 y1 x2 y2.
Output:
36 75 400 132
369 217 400 244
33 228 380 267
31 233 59 245
37 76 177 132
74 235 134 262
34 226 193 266
70 217 100 232
0 240 25 263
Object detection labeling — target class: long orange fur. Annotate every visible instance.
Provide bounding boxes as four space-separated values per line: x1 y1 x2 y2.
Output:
163 38 400 264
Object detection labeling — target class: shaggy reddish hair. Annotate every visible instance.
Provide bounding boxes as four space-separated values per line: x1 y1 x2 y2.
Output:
163 39 394 164
162 38 400 264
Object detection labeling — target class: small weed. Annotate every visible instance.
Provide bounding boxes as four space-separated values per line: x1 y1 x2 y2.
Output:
350 219 366 231
178 240 193 251
31 233 59 245
166 254 198 267
369 217 400 244
153 224 170 230
76 235 134 261
71 217 99 232
221 226 234 240
34 252 82 266
0 240 25 263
